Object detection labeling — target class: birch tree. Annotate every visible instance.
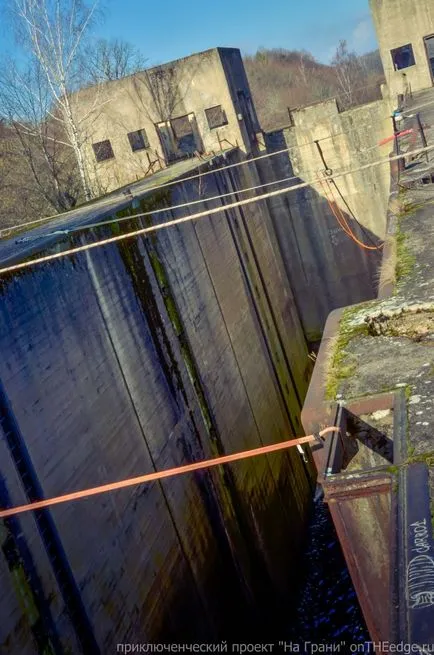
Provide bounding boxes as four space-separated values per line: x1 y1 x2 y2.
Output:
10 0 102 201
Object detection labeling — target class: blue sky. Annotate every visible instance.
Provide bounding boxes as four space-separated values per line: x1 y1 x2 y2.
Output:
0 0 378 65
99 0 378 65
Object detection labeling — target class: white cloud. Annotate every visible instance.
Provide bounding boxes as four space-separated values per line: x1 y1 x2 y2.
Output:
351 19 374 52
320 15 377 63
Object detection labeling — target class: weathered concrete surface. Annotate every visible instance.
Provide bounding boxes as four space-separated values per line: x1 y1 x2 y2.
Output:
0 98 398 648
327 91 434 446
302 88 434 645
71 48 260 194
0 149 313 651
0 154 219 242
261 98 391 342
370 0 434 102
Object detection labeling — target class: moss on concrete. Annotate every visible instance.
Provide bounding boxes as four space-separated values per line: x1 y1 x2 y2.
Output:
395 229 416 282
406 451 434 467
139 190 172 214
324 182 426 400
325 303 374 399
391 189 418 286
398 200 425 219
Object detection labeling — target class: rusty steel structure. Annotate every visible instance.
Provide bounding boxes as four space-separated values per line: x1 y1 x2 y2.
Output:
303 327 434 652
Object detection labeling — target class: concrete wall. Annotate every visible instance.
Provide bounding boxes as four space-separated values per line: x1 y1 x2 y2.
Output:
220 49 261 149
0 150 314 652
72 48 257 195
0 100 394 645
261 98 392 342
370 0 434 101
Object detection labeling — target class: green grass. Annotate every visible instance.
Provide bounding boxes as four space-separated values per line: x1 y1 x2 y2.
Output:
398 200 424 218
395 230 416 281
392 188 420 285
406 451 434 467
325 306 372 399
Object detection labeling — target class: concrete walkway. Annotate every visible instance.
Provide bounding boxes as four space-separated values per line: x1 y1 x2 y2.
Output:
334 90 434 453
0 152 222 267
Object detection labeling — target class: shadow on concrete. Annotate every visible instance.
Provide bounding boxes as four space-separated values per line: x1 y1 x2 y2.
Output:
256 132 384 344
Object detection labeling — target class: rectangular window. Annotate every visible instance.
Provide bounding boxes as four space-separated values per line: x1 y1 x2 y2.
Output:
205 105 228 129
92 139 114 162
391 44 416 70
425 35 434 82
171 115 193 139
127 128 150 152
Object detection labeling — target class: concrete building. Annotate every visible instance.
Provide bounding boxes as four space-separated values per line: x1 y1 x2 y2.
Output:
370 0 434 101
71 47 260 194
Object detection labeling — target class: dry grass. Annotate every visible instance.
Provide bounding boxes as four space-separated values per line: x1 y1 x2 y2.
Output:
377 234 397 294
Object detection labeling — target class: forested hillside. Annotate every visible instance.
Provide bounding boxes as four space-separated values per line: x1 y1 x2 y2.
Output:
244 43 385 130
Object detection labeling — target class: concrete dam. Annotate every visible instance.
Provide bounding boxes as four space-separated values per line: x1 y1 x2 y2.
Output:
0 99 392 651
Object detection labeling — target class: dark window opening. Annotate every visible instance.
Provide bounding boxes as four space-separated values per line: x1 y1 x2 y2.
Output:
171 115 197 157
127 129 150 152
92 140 114 162
425 35 434 82
205 105 228 129
157 114 202 164
391 44 416 70
171 115 192 139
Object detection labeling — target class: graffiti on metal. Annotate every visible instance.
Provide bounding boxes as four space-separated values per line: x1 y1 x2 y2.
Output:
407 517 434 610
403 463 434 645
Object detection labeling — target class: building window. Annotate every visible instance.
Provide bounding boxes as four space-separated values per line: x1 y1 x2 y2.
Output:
127 129 150 152
171 115 192 139
391 44 416 70
92 140 114 162
205 105 228 129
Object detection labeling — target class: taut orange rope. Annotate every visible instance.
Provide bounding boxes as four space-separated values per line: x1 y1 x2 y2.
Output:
0 428 339 519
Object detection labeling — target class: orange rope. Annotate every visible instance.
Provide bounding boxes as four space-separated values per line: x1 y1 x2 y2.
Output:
3 143 434 277
377 128 413 147
320 178 383 252
320 179 354 238
320 178 358 241
0 427 340 519
328 188 366 246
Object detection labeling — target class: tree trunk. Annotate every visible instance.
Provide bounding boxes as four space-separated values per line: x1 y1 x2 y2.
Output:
62 92 93 202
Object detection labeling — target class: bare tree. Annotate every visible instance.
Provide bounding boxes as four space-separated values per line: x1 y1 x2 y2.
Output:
0 121 9 190
297 50 315 88
81 38 146 84
134 66 184 124
0 58 81 214
0 115 70 228
331 40 365 109
9 0 102 201
0 2 148 225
